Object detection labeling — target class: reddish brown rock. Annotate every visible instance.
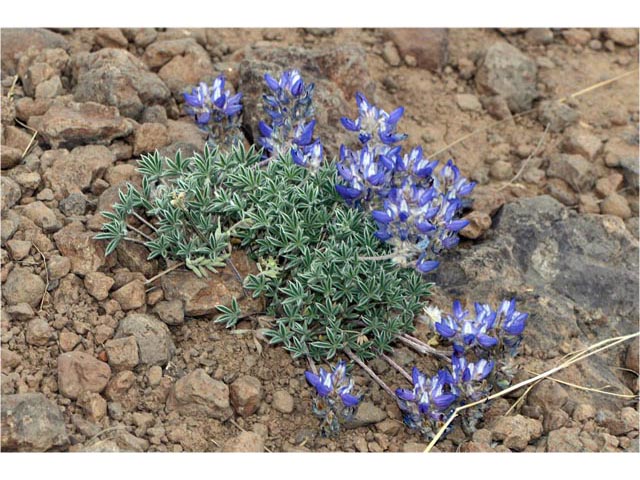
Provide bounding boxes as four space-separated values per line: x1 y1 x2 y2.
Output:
28 100 132 149
57 352 112 400
111 280 146 311
53 222 106 276
1 29 68 74
84 272 115 301
223 431 264 452
133 122 169 155
105 336 140 371
2 267 45 308
460 211 492 239
166 368 233 420
384 29 448 72
114 313 174 366
229 375 263 417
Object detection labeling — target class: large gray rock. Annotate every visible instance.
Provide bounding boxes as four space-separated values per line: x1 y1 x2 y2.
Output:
432 195 638 409
114 313 175 367
476 42 538 113
1 393 69 451
71 48 171 120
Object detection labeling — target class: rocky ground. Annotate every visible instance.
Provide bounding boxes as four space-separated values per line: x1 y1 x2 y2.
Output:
0 27 638 453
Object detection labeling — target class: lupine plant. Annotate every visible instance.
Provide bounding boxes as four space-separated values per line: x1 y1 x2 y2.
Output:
97 68 528 442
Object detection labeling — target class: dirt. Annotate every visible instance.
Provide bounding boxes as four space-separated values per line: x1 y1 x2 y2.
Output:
1 27 638 453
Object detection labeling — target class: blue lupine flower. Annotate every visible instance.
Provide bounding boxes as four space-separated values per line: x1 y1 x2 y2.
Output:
305 361 362 436
435 299 528 357
341 92 407 148
450 354 495 401
396 366 458 433
183 75 243 148
291 140 323 171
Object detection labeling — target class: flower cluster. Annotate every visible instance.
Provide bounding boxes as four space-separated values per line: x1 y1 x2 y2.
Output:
258 69 324 170
183 74 243 149
305 361 362 436
434 299 528 356
336 93 475 274
396 299 528 438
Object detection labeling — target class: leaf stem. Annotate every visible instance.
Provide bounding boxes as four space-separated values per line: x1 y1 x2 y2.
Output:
381 353 413 382
344 348 395 398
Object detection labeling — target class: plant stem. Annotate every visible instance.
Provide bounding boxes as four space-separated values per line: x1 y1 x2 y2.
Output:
402 334 451 358
124 237 147 246
144 261 186 285
127 223 153 241
381 353 413 382
344 348 395 398
396 334 450 361
131 211 157 232
358 252 400 262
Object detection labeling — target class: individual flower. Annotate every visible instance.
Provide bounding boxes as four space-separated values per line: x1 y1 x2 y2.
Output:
259 69 322 165
395 366 458 434
183 74 243 148
435 300 498 353
341 92 407 147
451 355 494 401
305 361 362 436
291 140 323 172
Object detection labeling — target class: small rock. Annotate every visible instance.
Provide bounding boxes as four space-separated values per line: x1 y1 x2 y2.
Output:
562 131 602 161
476 42 538 113
166 368 233 420
375 418 402 436
572 403 596 422
6 239 31 260
104 370 138 410
111 280 146 311
490 160 513 180
107 402 124 420
545 178 578 206
53 222 106 276
1 146 22 169
604 28 638 47
546 427 584 452
230 375 263 417
538 101 580 133
528 381 568 412
460 211 492 239
84 272 115 301
105 336 140 371
21 201 61 233
1 218 19 245
95 28 129 48
26 318 54 346
59 331 80 352
562 29 592 46
141 105 168 125
57 351 112 400
625 339 639 373
490 414 543 451
272 390 294 414
77 391 107 422
543 409 569 433
595 173 624 198
578 193 601 214
547 154 595 191
223 431 264 452
47 255 71 280
114 313 175 367
2 267 45 308
354 437 368 452
385 29 449 72
480 95 512 120
1 176 22 212
456 93 482 112
601 193 631 219
147 365 163 387
59 192 87 216
596 408 638 435
6 303 35 321
525 28 554 45
1 393 69 451
133 122 169 156
35 75 63 99
381 41 401 67
153 300 185 325
344 401 386 429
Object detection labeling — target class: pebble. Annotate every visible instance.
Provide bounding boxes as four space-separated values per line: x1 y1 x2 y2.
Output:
490 160 513 180
625 340 639 373
600 193 631 219
77 391 107 422
538 100 580 133
594 173 624 198
147 365 163 387
57 351 112 400
59 331 81 352
47 255 71 280
381 41 401 67
546 178 578 206
562 29 592 46
153 300 185 326
166 368 232 420
490 414 543 451
525 28 554 45
59 193 87 216
604 28 638 47
25 318 54 346
2 267 45 308
562 131 602 161
223 431 264 452
460 211 492 239
546 154 595 191
6 239 31 260
21 201 61 233
105 336 140 371
84 272 115 301
572 403 596 422
344 401 387 429
272 390 294 414
455 93 482 112
578 193 601 214
230 375 263 417
111 280 146 311
114 313 175 367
